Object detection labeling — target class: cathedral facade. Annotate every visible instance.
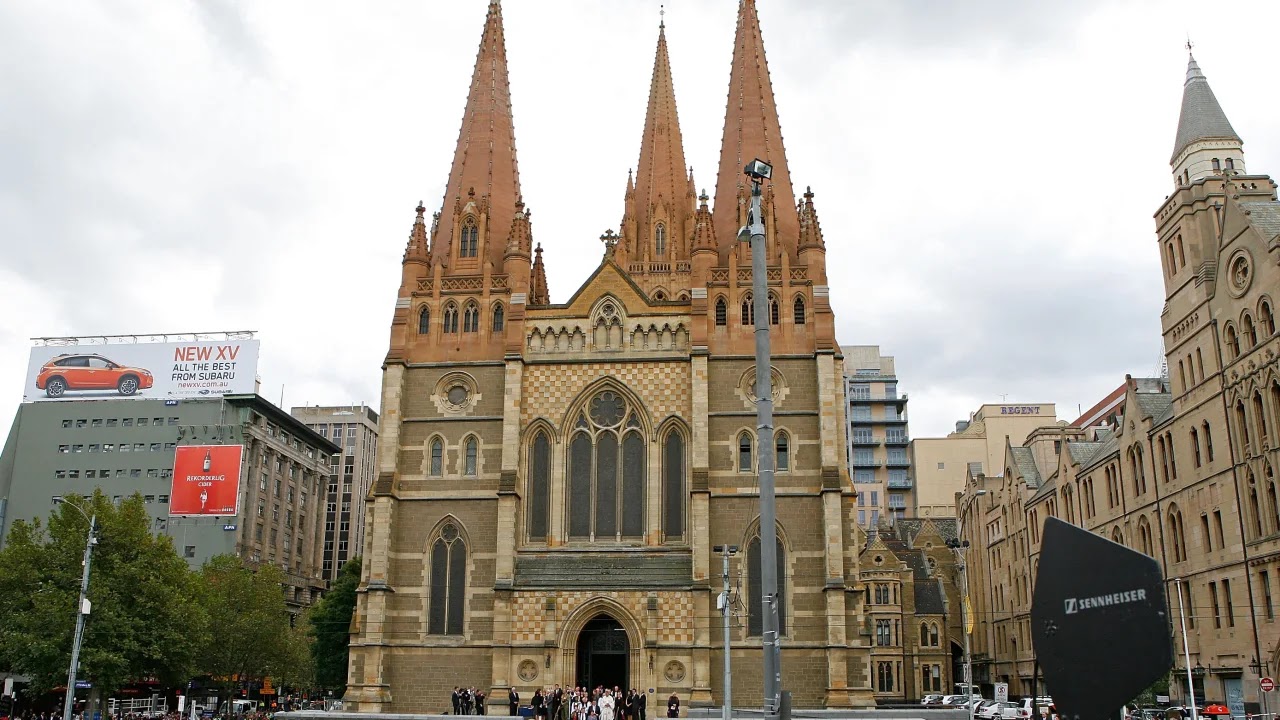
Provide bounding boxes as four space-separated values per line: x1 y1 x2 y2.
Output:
346 1 887 711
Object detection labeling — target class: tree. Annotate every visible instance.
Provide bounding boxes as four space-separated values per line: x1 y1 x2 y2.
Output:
0 491 208 697
195 555 306 709
307 557 360 695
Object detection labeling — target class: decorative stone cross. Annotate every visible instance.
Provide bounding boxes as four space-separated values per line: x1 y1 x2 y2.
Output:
599 229 619 257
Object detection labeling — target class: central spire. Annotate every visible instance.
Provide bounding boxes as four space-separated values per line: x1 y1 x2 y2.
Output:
712 0 798 256
436 0 522 267
622 19 694 268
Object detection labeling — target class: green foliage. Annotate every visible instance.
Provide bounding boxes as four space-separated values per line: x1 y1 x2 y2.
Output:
307 557 360 694
195 554 304 691
0 491 208 696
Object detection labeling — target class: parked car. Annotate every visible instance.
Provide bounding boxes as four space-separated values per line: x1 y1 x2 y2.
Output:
1016 697 1055 719
922 695 945 705
980 702 1022 720
36 353 154 397
942 695 972 705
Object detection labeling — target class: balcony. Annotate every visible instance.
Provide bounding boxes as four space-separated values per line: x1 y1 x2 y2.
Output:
852 436 880 446
886 458 911 468
849 416 876 424
884 435 909 446
888 477 913 489
880 417 908 425
852 458 882 468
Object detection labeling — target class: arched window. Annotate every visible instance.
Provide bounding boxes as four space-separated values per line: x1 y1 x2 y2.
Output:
662 429 686 540
1191 428 1202 468
1244 314 1258 348
655 223 666 255
567 390 646 541
776 432 790 472
443 303 459 334
492 303 505 332
1249 472 1263 538
1255 393 1270 447
1112 526 1125 547
428 523 466 635
741 293 755 325
463 302 479 333
1226 324 1240 359
1260 299 1276 337
654 290 667 302
1212 158 1221 172
429 438 444 476
769 294 780 326
793 296 806 325
876 662 894 692
418 306 431 334
527 431 550 541
747 532 787 636
1167 431 1178 480
1273 382 1280 434
460 218 479 258
1168 507 1186 562
1166 243 1177 275
1203 421 1215 462
929 623 939 647
1237 400 1252 456
1269 464 1280 531
714 297 728 326
1177 235 1186 266
464 436 478 476
919 622 929 646
738 432 753 473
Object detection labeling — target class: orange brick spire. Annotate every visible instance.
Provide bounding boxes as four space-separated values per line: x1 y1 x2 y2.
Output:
712 0 798 258
437 0 522 268
624 18 694 266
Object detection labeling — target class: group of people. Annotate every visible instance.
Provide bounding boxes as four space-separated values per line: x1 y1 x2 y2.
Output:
513 686 680 720
453 687 489 716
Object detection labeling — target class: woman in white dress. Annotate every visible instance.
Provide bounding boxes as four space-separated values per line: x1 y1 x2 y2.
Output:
599 691 615 720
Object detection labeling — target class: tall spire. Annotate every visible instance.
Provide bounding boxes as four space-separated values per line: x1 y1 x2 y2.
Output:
529 243 550 305
437 0 522 267
1171 54 1242 165
404 201 429 262
626 19 694 264
712 0 798 255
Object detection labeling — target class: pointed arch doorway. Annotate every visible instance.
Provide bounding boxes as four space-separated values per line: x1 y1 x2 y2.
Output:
575 614 630 691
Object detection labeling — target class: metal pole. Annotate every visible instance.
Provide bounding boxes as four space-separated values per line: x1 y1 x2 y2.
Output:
960 548 974 720
722 548 733 720
63 514 96 720
1176 579 1198 720
747 175 781 719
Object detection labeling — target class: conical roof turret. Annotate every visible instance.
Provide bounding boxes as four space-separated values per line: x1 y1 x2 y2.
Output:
712 0 798 255
437 0 522 266
1171 54 1241 164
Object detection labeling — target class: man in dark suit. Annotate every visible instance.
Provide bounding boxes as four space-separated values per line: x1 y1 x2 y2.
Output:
453 688 463 716
637 691 647 720
509 688 520 717
550 685 562 720
463 688 474 715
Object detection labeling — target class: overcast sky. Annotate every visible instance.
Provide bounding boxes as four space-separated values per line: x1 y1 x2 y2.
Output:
3 0 1279 442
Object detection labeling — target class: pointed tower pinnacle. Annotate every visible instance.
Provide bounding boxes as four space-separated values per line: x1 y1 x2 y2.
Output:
1171 53 1245 182
712 0 799 255
404 201 429 261
529 243 550 306
625 19 694 266
437 0 522 267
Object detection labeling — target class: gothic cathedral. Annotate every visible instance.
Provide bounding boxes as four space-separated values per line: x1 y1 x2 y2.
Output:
346 1 877 711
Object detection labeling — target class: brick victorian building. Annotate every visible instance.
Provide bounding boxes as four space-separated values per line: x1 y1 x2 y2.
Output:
342 0 968 712
957 54 1280 712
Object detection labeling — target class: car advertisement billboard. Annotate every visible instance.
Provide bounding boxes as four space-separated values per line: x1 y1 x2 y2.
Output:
170 445 244 516
24 339 259 402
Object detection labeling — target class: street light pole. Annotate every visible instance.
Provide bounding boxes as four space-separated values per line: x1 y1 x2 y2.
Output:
60 499 97 720
951 489 986 720
715 545 739 720
1175 579 1199 720
742 159 782 720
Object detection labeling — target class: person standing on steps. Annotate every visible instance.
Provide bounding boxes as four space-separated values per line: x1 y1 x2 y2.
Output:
665 693 679 719
509 688 520 717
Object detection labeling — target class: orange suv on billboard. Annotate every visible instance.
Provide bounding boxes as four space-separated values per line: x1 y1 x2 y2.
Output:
36 353 155 398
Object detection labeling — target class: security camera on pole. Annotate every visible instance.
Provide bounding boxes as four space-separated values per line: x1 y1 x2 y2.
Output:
738 158 784 720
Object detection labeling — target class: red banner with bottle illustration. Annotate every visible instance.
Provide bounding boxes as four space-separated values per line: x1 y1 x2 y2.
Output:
170 445 243 516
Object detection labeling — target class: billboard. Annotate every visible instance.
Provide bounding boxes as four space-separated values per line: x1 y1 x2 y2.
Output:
24 339 259 402
170 445 244 516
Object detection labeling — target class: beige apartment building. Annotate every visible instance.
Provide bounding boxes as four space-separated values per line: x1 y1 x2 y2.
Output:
291 404 379 583
910 403 1056 519
956 54 1280 714
841 345 912 526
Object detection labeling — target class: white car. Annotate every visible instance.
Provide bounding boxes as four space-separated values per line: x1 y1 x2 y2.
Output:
1015 697 1055 719
979 702 1021 720
942 695 972 705
922 695 945 706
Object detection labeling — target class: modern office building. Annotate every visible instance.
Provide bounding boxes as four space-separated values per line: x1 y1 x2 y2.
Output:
841 345 911 526
0 372 339 614
909 403 1056 519
291 404 379 582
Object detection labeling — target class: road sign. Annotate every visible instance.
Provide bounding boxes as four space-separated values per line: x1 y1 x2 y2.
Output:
1261 677 1275 692
1031 517 1173 720
995 683 1009 702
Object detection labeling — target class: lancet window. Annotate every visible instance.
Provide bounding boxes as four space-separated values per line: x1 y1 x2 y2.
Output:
568 390 646 542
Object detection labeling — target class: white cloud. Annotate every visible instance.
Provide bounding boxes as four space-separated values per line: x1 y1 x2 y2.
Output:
2 0 1279 442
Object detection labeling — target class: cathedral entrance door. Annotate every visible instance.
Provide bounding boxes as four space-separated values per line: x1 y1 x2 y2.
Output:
576 615 630 691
